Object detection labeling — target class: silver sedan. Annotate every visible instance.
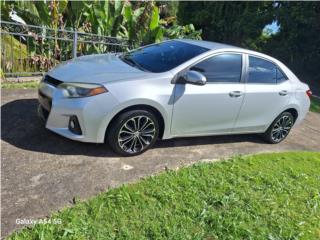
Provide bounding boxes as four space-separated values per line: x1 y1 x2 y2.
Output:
38 39 311 156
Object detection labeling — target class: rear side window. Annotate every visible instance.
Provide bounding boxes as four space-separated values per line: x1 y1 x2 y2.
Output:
190 54 242 83
248 56 287 84
276 68 287 83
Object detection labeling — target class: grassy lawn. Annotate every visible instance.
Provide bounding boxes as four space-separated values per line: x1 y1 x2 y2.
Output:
310 96 320 113
9 152 320 240
1 81 39 89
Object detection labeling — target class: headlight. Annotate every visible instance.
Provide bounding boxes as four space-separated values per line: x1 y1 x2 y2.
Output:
58 83 107 98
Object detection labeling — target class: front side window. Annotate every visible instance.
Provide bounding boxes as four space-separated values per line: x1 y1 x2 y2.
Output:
248 56 287 84
120 40 209 73
190 54 242 83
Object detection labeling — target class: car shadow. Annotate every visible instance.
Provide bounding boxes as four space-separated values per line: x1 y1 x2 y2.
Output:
1 99 266 157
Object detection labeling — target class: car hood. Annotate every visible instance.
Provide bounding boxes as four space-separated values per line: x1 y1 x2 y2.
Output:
48 54 150 83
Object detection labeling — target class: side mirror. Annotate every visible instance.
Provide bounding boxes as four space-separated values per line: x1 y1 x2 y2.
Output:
184 70 207 85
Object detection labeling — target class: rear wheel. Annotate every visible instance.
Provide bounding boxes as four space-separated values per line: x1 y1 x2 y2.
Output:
107 110 159 156
262 112 294 144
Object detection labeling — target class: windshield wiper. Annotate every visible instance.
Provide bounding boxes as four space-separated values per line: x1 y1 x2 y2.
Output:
120 55 149 72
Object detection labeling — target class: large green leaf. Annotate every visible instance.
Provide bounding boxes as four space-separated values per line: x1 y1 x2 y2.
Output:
33 1 51 25
123 5 133 22
13 1 46 26
102 0 109 20
69 1 86 28
154 26 164 42
111 15 124 37
149 6 159 30
114 0 123 16
58 0 68 14
132 7 144 22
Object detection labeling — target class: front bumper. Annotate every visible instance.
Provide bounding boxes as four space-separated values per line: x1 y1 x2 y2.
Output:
38 104 49 123
38 81 119 143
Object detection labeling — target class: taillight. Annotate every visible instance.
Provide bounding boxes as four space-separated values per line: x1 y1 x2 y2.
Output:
306 90 312 98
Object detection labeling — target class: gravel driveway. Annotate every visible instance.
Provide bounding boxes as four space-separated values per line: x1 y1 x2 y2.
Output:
1 89 320 237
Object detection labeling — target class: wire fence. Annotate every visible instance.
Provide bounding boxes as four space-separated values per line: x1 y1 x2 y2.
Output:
0 20 134 78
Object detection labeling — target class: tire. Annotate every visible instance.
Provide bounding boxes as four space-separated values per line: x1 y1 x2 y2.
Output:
107 110 159 156
262 111 294 144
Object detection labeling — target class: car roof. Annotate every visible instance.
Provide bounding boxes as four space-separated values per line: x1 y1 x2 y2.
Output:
170 39 294 77
176 39 243 51
176 39 281 63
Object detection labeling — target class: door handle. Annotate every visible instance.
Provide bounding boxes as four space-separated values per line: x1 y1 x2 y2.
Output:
279 90 288 96
229 91 243 97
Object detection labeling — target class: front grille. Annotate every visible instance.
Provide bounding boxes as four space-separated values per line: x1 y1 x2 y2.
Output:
43 75 63 87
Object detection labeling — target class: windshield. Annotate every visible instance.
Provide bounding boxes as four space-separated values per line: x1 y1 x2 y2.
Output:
120 40 209 73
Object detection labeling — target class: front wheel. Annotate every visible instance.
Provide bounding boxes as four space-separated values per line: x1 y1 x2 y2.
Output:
262 112 294 144
107 110 159 156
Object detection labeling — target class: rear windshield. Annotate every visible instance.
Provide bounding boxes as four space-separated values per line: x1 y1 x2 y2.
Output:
120 40 209 73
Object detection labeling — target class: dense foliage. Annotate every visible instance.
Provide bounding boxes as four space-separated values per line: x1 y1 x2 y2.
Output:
0 0 201 45
178 2 274 47
261 2 320 78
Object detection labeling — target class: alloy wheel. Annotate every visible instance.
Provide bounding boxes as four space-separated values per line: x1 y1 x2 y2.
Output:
271 115 293 142
118 115 156 154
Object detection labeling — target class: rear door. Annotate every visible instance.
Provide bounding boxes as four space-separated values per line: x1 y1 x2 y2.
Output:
234 55 292 133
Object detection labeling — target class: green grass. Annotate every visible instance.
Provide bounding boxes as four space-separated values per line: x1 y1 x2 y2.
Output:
8 152 320 240
310 96 320 113
1 81 39 89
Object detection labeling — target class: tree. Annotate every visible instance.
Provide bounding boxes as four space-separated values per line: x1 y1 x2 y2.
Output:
177 2 274 48
156 1 179 20
260 1 320 77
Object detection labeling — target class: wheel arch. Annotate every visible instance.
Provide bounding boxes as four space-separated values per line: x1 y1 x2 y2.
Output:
284 108 299 122
105 104 166 141
264 105 300 133
263 107 299 143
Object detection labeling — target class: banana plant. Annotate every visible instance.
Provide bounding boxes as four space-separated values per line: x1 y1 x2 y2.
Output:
120 2 163 46
64 1 86 30
120 3 201 46
147 4 164 43
120 3 144 43
80 0 127 53
165 24 202 40
1 0 202 58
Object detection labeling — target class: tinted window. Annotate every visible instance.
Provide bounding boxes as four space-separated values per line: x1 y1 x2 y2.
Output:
276 68 288 83
120 41 209 73
190 54 242 83
248 56 287 84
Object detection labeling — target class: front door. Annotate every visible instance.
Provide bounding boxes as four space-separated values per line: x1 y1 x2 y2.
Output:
171 53 245 136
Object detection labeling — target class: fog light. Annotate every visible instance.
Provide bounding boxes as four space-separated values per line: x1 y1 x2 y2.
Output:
68 116 82 135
